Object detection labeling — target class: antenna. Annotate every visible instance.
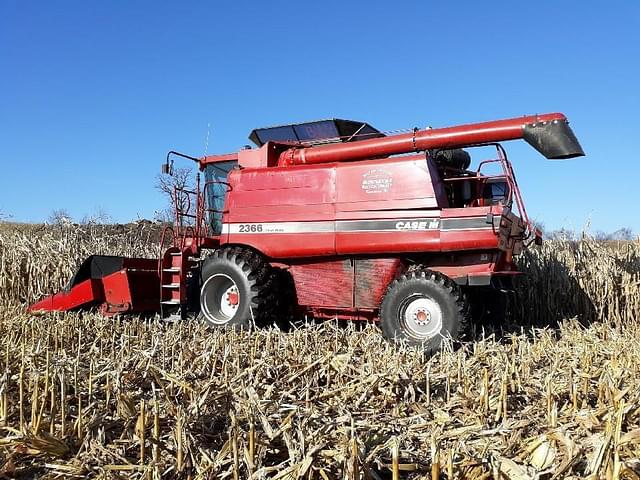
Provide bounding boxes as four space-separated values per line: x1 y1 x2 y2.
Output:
204 122 211 157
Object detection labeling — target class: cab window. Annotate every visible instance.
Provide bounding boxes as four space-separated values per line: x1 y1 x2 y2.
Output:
204 161 237 234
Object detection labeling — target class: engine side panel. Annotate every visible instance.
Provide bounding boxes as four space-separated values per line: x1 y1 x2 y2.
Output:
287 257 403 310
354 258 403 309
289 259 353 308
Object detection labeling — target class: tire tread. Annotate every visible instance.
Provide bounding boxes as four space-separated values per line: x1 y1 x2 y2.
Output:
380 267 470 351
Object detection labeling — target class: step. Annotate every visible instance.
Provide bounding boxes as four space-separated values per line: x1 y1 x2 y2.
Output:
161 300 180 305
163 268 180 273
162 283 180 289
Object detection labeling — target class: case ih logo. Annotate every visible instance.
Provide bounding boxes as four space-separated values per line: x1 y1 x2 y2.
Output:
361 169 393 193
395 220 440 230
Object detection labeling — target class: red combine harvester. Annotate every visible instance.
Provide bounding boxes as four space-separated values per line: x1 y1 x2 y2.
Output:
29 113 584 350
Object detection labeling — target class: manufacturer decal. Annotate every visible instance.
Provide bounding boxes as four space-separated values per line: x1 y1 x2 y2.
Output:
395 220 440 230
222 215 495 234
238 224 263 233
223 222 332 234
361 169 393 194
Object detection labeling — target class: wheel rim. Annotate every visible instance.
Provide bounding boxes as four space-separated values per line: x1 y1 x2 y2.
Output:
398 294 443 341
200 273 240 325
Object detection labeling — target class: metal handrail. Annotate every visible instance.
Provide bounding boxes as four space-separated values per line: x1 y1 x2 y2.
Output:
159 225 175 250
487 143 533 239
202 180 232 214
476 160 516 207
500 150 533 240
158 225 175 276
173 188 193 221
198 180 232 237
180 225 195 250
440 144 533 238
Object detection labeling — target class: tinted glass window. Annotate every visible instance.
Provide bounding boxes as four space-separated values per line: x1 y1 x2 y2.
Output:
256 126 298 144
204 161 237 234
293 121 339 141
483 180 509 204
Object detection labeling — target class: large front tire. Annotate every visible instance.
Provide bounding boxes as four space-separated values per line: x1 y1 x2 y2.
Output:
199 247 271 328
379 268 469 352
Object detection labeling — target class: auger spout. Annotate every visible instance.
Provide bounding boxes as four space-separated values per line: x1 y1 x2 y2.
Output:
277 113 584 166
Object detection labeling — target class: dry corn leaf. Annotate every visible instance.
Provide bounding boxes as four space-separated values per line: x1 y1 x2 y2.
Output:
496 456 534 480
116 393 136 420
528 439 556 471
619 429 640 446
23 434 69 457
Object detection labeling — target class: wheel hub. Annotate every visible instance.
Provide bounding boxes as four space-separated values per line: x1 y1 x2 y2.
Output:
415 309 429 324
201 273 240 325
400 296 443 340
221 285 240 316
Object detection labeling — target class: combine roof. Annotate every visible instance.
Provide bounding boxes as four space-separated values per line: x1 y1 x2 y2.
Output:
249 119 384 147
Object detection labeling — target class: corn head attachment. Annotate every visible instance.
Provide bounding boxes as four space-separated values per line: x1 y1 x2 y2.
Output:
28 255 160 316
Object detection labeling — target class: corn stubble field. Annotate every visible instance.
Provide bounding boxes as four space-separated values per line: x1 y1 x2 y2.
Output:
0 223 639 479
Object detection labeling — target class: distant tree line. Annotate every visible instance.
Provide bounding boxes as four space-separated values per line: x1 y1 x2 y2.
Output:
0 209 11 222
46 207 114 226
532 220 636 241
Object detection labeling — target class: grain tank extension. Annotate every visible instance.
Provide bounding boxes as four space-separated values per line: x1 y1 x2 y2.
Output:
29 113 584 351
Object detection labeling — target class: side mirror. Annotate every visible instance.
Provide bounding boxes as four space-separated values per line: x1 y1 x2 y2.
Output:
161 162 173 175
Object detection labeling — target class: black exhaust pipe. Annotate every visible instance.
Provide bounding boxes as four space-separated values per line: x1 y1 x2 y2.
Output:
522 119 585 159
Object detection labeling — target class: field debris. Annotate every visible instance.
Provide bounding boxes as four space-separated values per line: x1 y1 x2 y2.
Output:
0 307 639 478
0 224 639 478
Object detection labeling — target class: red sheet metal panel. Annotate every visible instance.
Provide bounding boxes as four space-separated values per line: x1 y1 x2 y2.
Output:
100 271 133 315
28 257 160 315
128 267 161 311
336 230 441 255
28 278 103 313
335 156 436 209
100 266 160 315
224 154 447 258
354 258 403 309
289 259 353 309
228 164 336 206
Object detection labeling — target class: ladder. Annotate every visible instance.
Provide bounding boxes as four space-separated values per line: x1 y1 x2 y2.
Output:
160 245 184 308
158 175 212 319
158 221 199 319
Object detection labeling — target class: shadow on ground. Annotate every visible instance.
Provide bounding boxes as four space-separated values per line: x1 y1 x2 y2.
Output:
466 257 597 342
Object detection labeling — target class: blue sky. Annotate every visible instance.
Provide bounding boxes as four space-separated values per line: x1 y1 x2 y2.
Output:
1 1 639 233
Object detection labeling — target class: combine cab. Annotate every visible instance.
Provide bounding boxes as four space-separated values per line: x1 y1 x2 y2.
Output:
29 113 584 351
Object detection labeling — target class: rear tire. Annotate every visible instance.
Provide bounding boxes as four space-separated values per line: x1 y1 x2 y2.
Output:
379 268 469 352
199 247 272 328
